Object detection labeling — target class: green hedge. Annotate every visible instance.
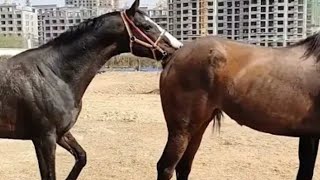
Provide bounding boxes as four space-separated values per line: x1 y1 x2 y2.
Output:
0 54 162 69
0 36 25 48
106 54 162 69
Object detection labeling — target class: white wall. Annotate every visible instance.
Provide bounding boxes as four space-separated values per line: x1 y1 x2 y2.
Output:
0 48 27 56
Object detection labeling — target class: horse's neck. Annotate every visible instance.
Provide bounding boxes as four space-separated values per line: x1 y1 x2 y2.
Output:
51 39 125 103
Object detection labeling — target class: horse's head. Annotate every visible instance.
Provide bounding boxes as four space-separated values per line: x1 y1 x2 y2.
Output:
119 0 183 60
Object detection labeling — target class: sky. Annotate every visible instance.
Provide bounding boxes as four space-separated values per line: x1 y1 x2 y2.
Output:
1 0 158 7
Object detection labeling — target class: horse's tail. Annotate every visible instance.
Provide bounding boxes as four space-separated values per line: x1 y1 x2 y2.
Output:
212 109 223 133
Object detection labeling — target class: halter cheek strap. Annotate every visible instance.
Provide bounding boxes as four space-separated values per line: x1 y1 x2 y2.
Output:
120 11 168 60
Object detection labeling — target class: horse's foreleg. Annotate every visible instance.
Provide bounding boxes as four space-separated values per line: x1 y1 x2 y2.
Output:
175 120 211 180
296 137 319 180
58 131 87 180
32 133 57 180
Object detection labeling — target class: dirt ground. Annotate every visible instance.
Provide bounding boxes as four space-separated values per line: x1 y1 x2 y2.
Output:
0 71 319 180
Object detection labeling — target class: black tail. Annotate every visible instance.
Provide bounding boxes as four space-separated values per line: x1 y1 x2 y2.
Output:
212 109 223 133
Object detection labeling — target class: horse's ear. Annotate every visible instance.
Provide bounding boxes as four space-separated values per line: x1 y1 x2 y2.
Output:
127 0 140 16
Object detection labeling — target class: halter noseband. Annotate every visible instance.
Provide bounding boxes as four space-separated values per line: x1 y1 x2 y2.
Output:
120 11 168 60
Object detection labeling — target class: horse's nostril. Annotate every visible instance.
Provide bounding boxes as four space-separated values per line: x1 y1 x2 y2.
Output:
162 51 168 57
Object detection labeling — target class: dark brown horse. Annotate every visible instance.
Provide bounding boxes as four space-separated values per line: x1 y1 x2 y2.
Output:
0 0 182 179
157 33 320 180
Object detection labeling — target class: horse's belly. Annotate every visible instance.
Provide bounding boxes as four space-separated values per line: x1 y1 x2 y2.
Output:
222 76 320 136
0 118 29 139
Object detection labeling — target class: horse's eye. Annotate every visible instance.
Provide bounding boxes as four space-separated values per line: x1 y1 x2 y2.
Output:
144 24 152 31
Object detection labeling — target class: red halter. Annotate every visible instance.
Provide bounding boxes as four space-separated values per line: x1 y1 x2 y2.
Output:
120 11 168 60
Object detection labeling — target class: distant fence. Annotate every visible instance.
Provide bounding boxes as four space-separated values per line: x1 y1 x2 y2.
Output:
0 48 27 56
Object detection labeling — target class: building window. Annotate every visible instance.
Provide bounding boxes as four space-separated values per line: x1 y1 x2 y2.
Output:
269 21 274 26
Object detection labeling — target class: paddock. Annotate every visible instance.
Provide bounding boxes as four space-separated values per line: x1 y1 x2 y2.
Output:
0 71 318 180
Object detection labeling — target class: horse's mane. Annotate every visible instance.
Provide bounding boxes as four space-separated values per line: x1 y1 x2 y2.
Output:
292 32 320 62
41 11 120 47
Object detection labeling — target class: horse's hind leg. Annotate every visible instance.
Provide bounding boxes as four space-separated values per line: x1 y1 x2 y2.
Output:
157 127 190 180
57 131 87 180
296 137 319 180
175 119 211 180
157 87 215 180
32 133 57 180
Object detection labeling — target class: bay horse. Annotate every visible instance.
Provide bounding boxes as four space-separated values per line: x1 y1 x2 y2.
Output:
0 0 182 179
157 33 320 180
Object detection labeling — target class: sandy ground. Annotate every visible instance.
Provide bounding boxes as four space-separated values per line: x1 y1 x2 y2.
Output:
0 71 319 180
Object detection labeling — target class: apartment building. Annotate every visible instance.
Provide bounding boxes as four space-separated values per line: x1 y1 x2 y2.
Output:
35 6 111 44
0 3 38 47
168 0 217 41
144 6 169 30
216 0 307 47
65 0 117 9
307 0 320 35
34 4 58 45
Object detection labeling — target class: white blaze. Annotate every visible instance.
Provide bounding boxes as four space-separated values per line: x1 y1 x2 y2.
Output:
144 15 183 49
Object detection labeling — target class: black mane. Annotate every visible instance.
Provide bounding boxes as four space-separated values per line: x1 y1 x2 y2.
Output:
41 11 120 47
293 32 320 62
